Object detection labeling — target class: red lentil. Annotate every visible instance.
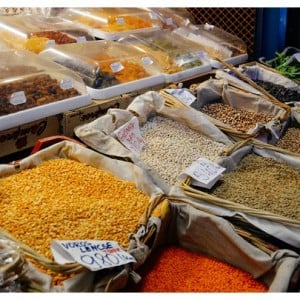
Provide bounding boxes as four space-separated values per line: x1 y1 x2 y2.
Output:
126 246 268 292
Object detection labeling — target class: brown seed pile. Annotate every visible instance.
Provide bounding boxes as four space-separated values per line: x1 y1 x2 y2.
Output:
200 103 274 132
32 31 77 44
209 154 300 220
276 127 300 154
0 74 80 116
0 158 150 284
139 115 227 186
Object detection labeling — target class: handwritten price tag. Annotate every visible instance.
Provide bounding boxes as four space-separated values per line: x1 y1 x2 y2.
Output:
51 240 136 271
179 158 226 189
114 117 145 155
165 88 196 106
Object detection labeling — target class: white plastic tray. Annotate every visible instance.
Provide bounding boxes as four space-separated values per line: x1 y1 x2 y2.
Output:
87 74 165 100
0 70 91 131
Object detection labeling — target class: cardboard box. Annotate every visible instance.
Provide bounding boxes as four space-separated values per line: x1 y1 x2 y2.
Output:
61 95 134 137
0 115 61 160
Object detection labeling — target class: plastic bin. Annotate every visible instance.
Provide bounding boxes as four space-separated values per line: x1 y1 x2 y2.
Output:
0 50 91 131
39 40 165 100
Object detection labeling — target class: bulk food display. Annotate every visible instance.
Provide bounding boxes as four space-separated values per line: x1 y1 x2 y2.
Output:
0 139 164 291
74 91 233 192
1 7 300 294
173 23 248 67
55 8 162 40
178 138 300 253
188 69 290 144
39 40 165 99
148 8 196 29
0 15 94 54
259 46 300 83
125 196 300 292
118 29 211 82
0 50 91 132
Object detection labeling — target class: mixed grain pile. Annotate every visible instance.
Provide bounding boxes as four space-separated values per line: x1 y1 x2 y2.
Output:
209 154 300 220
200 103 275 132
276 127 300 154
139 115 227 186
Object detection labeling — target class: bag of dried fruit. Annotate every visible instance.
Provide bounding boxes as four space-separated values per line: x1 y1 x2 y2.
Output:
74 90 234 192
0 138 164 292
175 138 300 257
125 195 300 292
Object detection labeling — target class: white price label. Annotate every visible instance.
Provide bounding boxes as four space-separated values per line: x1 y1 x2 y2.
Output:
116 17 125 25
114 117 145 155
165 88 196 106
60 78 73 89
110 61 124 73
141 56 153 66
51 240 136 271
179 158 226 189
294 53 300 62
9 91 26 105
76 36 87 43
46 39 56 48
166 17 173 26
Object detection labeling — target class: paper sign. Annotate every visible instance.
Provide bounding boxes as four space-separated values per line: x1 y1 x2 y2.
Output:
141 56 153 66
165 88 196 106
166 17 173 26
294 53 300 62
110 61 124 73
114 116 145 155
51 240 136 271
60 78 73 89
179 158 226 189
9 91 26 105
76 36 87 43
116 17 125 25
46 39 55 48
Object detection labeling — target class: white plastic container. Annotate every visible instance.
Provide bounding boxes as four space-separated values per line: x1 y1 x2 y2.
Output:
173 24 248 68
119 30 212 83
0 50 91 131
0 14 94 54
40 40 165 100
56 8 162 40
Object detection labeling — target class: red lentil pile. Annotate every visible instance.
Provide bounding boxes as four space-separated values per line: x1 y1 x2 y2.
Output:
126 246 268 292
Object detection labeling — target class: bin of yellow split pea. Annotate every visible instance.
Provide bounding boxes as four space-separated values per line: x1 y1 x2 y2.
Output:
0 153 152 286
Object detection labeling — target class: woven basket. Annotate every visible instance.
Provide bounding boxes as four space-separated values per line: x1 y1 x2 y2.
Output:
128 193 300 292
215 58 292 119
159 88 274 142
180 138 300 228
0 138 165 292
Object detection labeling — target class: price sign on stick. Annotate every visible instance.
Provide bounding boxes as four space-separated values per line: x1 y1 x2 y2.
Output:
179 158 226 189
165 88 196 106
114 116 145 155
51 240 136 271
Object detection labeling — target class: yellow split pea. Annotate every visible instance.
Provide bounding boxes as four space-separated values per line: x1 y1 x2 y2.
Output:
0 158 150 260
